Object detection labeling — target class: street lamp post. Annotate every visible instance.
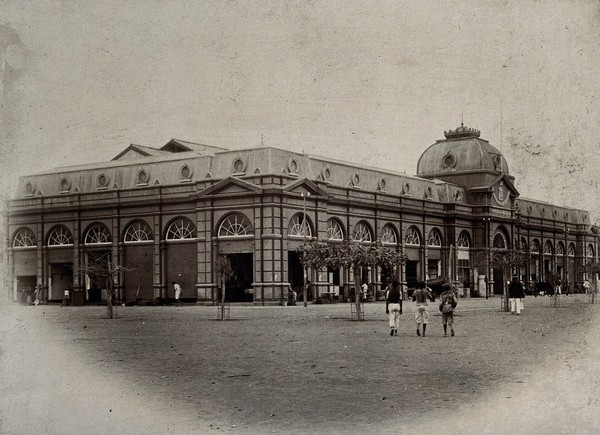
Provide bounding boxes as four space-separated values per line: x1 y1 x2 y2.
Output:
301 192 310 307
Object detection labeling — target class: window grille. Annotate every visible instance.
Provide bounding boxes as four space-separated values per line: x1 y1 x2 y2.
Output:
84 223 112 245
326 219 344 241
493 232 507 250
13 228 37 248
48 226 73 246
380 225 398 244
124 221 153 242
218 213 252 237
457 231 470 248
353 222 372 243
289 214 312 238
166 217 196 240
428 229 442 247
405 226 420 246
587 244 595 258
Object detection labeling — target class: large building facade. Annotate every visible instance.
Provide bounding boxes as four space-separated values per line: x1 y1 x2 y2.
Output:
5 126 599 305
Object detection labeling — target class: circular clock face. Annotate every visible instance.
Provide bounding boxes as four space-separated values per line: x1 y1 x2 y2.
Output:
494 182 509 205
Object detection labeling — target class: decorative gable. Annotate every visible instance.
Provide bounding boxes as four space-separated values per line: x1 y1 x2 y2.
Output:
282 178 330 199
196 176 263 197
468 174 519 208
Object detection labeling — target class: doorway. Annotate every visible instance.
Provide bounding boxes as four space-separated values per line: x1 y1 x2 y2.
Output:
406 261 418 288
225 253 253 302
493 267 505 295
49 263 73 301
288 251 305 294
85 250 112 302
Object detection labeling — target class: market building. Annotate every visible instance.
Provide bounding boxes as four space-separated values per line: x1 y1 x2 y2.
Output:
5 125 599 305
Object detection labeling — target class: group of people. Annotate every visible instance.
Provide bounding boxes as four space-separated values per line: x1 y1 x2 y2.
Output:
385 281 458 337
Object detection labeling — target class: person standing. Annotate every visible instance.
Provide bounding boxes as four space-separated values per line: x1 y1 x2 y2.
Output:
583 279 591 295
438 283 458 337
173 281 182 307
508 276 525 315
361 281 368 302
61 288 70 307
412 281 433 336
385 280 402 336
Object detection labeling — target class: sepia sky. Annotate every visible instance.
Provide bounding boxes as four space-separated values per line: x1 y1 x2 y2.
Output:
1 0 599 223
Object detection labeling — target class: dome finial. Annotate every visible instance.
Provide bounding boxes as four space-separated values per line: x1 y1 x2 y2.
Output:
444 124 481 139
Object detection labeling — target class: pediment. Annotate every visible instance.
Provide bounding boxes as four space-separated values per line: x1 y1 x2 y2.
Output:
469 174 519 195
493 174 519 196
197 177 263 197
469 174 519 208
282 178 329 198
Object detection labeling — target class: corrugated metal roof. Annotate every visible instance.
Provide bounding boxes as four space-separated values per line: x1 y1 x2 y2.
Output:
31 151 203 175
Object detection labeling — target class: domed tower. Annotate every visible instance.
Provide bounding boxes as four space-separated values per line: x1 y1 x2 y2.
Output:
417 124 518 207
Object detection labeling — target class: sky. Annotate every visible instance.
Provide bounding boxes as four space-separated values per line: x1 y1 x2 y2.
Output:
1 0 599 224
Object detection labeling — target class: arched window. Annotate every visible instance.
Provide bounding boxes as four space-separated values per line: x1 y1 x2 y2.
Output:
567 243 576 257
519 237 528 252
166 217 196 240
380 224 398 245
531 239 541 254
457 231 471 248
326 219 344 241
405 226 421 246
288 213 312 238
47 225 73 246
556 241 565 256
493 232 507 250
124 220 153 243
587 244 595 258
13 228 37 248
84 223 112 245
352 222 372 243
217 213 252 237
427 228 442 247
543 240 554 255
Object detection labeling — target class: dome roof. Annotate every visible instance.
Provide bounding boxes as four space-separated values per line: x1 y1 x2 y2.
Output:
417 125 509 177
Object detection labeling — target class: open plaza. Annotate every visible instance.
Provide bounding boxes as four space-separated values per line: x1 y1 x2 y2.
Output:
1 294 599 434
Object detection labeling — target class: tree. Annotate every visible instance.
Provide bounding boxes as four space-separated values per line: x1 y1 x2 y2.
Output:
80 252 134 319
580 259 600 304
214 255 235 320
487 246 530 312
299 239 407 320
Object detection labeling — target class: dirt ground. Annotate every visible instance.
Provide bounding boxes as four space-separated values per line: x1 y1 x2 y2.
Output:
1 294 599 434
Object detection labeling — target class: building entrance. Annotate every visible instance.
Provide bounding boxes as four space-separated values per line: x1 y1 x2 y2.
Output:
85 250 112 302
15 275 36 304
225 253 253 302
287 251 305 295
49 263 73 302
493 267 504 295
406 261 418 290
